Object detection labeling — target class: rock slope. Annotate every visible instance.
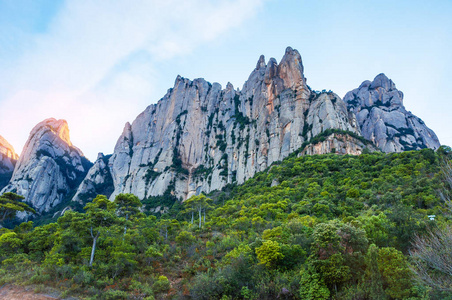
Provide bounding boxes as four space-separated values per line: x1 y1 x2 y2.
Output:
74 47 364 202
1 118 92 214
344 74 440 152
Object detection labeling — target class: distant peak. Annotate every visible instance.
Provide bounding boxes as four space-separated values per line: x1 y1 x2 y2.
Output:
268 57 278 67
32 118 72 147
277 46 305 89
256 55 266 70
285 46 295 54
174 75 186 86
0 134 18 160
370 73 396 91
282 46 301 61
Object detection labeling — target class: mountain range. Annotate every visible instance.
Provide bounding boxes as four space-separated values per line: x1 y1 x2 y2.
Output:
0 47 441 219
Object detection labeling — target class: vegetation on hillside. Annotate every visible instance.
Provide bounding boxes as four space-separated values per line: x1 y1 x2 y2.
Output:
0 147 451 299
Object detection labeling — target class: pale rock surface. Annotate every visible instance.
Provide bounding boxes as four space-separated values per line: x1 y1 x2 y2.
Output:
344 74 440 152
71 153 113 203
1 118 91 214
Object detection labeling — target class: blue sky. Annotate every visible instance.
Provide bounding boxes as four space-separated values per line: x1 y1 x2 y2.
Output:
0 0 451 161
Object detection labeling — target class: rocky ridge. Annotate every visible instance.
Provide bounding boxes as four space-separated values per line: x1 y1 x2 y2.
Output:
74 47 366 202
344 73 440 152
1 118 92 214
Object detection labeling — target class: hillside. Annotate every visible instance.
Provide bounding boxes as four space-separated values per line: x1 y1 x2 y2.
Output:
0 148 451 299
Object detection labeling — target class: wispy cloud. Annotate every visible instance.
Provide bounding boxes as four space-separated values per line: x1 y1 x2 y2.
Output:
0 0 264 160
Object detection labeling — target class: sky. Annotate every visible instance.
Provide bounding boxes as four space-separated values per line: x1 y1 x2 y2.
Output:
0 0 451 161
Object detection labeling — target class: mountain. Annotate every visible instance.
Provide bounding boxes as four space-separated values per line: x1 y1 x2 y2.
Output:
73 48 442 204
1 118 92 216
74 47 368 202
1 48 441 214
0 135 19 190
344 73 440 152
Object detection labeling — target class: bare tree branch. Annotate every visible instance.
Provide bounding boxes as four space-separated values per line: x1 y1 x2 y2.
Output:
410 225 452 291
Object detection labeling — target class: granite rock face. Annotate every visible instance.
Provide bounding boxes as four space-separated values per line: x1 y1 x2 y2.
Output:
72 153 114 204
77 47 361 202
1 118 92 214
344 74 440 152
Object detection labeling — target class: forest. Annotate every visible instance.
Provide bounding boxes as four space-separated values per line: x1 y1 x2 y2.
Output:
0 147 451 299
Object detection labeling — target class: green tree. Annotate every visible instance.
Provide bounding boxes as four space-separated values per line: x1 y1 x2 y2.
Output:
0 231 23 257
309 220 368 294
158 218 180 241
114 193 143 236
255 240 284 268
114 193 142 219
0 192 35 225
299 265 330 300
175 230 196 247
184 194 213 228
24 222 58 261
378 247 413 299
362 244 386 299
84 195 118 267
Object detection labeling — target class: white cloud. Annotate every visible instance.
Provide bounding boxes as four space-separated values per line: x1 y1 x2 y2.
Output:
0 0 264 161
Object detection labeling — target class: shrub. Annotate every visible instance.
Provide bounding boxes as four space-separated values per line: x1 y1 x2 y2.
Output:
255 240 284 268
153 275 170 293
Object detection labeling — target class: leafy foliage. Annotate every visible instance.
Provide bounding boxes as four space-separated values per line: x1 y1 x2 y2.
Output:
0 192 35 225
0 149 450 299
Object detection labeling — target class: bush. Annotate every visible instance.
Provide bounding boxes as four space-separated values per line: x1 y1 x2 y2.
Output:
72 268 94 285
255 240 284 268
153 275 170 293
175 230 196 247
104 289 131 300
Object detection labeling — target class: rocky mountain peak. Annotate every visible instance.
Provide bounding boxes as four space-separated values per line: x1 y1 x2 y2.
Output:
344 75 440 152
278 46 305 90
1 118 91 216
226 82 234 91
30 118 73 148
256 55 266 70
369 73 397 92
